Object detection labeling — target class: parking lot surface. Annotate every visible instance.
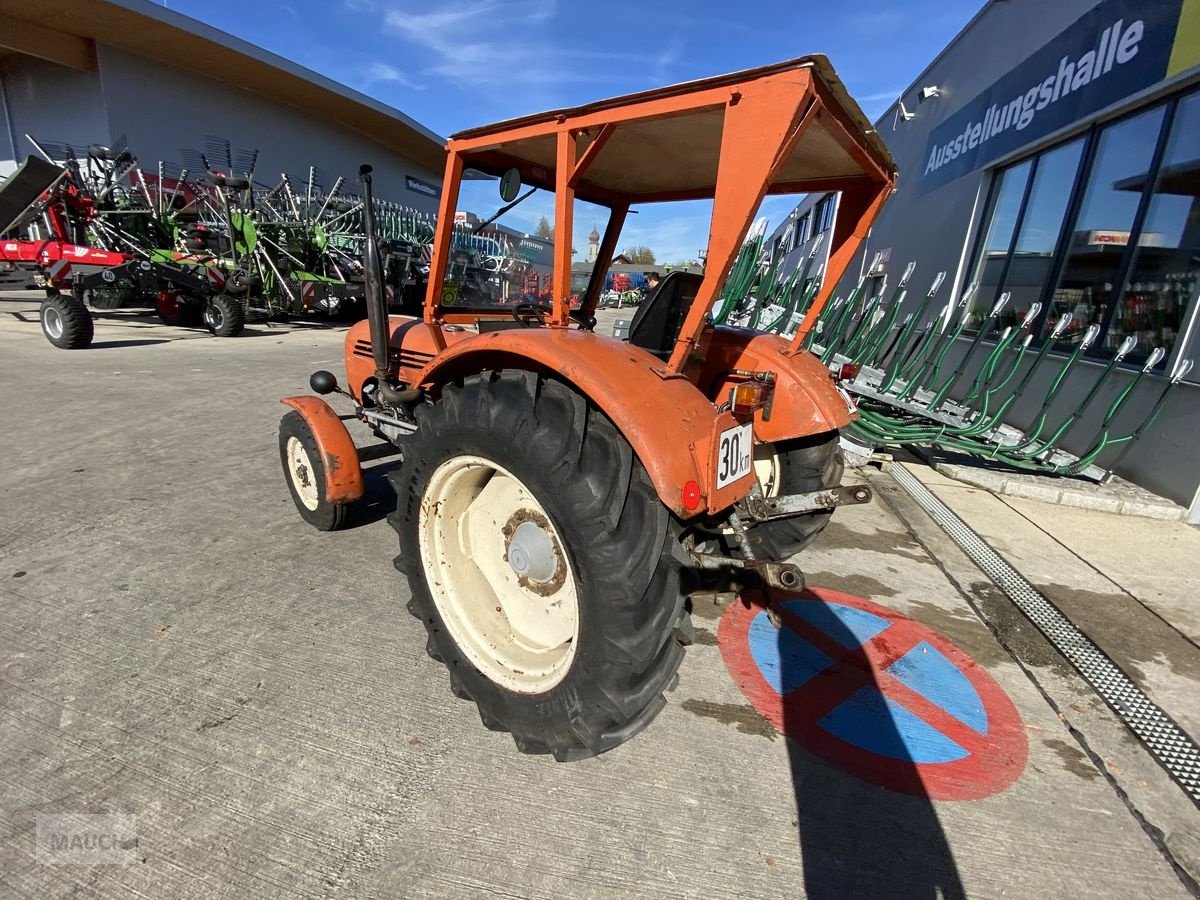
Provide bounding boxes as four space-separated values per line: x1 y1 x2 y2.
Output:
1 295 1196 898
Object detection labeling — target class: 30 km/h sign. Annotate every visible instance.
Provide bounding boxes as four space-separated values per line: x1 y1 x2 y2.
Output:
718 588 1028 800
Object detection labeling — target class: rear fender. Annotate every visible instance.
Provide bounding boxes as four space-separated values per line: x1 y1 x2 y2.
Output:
280 396 364 504
406 328 755 518
699 326 855 441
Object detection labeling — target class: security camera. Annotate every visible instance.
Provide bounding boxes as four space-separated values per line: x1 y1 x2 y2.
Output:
918 85 941 103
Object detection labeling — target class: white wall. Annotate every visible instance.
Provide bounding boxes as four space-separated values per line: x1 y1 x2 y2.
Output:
0 56 111 173
95 46 441 212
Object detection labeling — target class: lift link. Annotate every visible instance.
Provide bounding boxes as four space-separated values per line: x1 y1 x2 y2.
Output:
686 506 805 625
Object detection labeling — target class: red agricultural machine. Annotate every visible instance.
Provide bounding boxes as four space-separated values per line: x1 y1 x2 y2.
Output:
0 150 228 348
278 57 895 759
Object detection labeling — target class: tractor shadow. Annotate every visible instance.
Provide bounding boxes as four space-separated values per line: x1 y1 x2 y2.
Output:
88 339 172 349
773 592 966 899
351 457 405 528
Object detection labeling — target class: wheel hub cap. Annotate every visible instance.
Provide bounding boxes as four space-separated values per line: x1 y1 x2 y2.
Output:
43 307 63 339
505 517 561 586
418 456 579 693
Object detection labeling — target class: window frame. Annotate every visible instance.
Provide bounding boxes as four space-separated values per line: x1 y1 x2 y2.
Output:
965 86 1198 375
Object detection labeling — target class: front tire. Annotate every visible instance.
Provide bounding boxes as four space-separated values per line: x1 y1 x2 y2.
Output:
204 294 245 337
744 430 844 560
279 411 349 531
40 292 94 349
391 371 690 760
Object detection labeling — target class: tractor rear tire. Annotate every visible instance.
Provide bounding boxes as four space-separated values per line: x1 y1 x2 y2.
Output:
40 293 94 349
744 430 844 561
391 370 690 760
278 411 349 531
204 294 245 337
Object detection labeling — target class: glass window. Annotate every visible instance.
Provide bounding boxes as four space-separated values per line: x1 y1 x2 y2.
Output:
1045 105 1167 348
1004 140 1085 328
446 179 609 310
795 212 810 245
1112 93 1200 366
814 194 836 234
969 160 1031 327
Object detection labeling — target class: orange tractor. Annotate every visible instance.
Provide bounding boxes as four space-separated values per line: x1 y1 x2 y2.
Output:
279 56 895 759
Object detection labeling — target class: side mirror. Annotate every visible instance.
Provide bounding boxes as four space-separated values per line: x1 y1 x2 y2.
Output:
499 167 522 202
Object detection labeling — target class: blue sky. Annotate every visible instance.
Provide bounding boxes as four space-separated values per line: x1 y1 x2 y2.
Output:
165 0 982 262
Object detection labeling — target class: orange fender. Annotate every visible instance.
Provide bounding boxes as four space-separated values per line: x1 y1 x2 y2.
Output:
404 328 756 517
280 396 364 504
699 326 855 440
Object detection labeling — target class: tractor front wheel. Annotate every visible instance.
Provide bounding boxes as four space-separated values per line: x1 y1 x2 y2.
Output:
40 293 94 349
278 411 349 531
203 295 245 337
391 371 690 760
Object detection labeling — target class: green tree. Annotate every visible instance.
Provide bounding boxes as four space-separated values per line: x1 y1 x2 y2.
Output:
622 245 656 264
535 216 554 240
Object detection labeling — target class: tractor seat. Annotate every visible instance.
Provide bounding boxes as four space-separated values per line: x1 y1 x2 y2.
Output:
625 271 703 358
206 171 251 190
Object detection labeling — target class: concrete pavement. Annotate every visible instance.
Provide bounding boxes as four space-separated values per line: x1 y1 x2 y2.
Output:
0 293 1196 898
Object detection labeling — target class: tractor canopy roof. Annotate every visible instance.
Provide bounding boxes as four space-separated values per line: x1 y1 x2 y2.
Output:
447 55 896 206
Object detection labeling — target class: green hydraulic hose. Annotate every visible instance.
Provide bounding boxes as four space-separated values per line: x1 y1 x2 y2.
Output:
1011 335 1138 460
992 323 1101 455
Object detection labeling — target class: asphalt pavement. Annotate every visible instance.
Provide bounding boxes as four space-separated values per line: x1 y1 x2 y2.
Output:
1 294 1197 898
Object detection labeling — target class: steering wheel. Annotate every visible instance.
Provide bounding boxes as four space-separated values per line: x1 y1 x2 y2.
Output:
512 301 552 327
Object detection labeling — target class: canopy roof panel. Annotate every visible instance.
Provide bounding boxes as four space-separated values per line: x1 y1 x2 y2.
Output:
451 55 896 205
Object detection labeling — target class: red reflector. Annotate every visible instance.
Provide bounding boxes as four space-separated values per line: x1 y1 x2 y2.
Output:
839 363 862 382
681 480 702 511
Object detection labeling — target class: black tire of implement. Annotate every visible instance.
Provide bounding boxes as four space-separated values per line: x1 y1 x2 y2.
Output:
204 294 245 337
278 410 349 531
40 293 94 349
391 370 691 761
744 430 844 561
178 295 205 328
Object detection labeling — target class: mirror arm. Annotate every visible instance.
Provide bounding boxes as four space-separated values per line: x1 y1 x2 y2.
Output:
474 186 538 234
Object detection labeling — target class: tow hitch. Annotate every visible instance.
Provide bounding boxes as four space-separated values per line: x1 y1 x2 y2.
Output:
761 484 872 519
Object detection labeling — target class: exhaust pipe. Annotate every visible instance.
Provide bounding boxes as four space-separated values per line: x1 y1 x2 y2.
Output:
358 165 421 407
358 165 390 383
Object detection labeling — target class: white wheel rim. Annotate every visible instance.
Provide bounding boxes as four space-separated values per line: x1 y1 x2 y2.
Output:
43 306 63 339
206 304 223 328
753 443 781 498
419 455 579 693
286 437 320 511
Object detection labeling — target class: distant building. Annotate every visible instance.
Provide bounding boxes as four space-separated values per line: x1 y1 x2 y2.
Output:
0 0 444 210
771 0 1200 518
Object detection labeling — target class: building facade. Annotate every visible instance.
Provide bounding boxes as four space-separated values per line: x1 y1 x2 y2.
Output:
0 0 445 210
790 0 1200 519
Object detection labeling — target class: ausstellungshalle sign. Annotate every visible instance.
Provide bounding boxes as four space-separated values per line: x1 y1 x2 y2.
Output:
919 0 1194 193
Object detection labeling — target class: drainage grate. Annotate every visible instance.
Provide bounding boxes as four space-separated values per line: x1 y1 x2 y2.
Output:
890 463 1200 806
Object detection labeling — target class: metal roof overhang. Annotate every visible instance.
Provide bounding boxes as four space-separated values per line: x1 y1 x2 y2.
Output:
0 0 447 173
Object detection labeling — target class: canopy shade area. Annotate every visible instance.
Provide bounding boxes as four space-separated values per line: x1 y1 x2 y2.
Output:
425 55 897 370
450 55 896 205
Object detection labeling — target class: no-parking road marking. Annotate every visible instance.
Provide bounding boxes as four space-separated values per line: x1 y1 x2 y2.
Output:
719 587 1028 800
